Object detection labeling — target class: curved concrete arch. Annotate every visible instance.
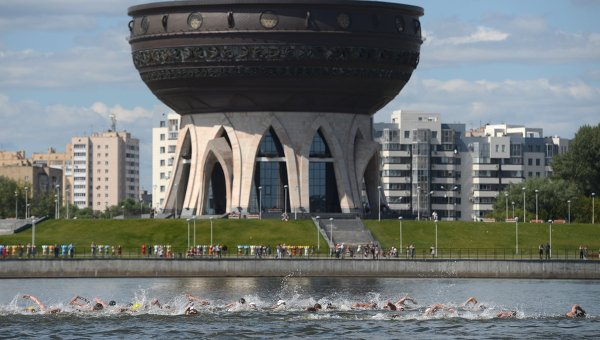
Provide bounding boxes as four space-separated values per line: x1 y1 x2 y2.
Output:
164 125 193 216
220 114 244 212
199 138 233 215
304 116 352 212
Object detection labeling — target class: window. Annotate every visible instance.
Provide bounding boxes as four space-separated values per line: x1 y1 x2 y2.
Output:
528 159 533 166
160 147 165 154
160 172 166 179
404 131 410 139
536 159 540 166
167 145 176 153
160 134 165 141
160 160 165 166
160 186 165 192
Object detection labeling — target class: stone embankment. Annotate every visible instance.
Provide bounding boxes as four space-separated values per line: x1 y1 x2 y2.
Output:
1 259 599 279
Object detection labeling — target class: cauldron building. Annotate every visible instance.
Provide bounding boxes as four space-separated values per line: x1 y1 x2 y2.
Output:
128 0 423 217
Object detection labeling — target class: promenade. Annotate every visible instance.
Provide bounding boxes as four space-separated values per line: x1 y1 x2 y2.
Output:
1 258 599 279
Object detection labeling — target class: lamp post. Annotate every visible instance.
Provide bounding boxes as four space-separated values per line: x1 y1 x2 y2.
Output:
186 218 190 250
329 217 334 244
14 191 18 219
434 217 438 258
66 187 69 220
121 205 125 219
504 192 509 222
548 219 553 258
512 201 515 219
24 186 29 219
535 189 539 221
192 215 196 247
283 184 288 215
593 193 596 224
398 216 403 252
174 183 178 219
54 196 58 219
515 216 519 255
31 215 36 247
417 186 421 221
567 200 571 224
316 216 320 252
55 185 60 219
140 199 144 217
258 186 262 219
377 185 382 221
522 187 526 223
210 216 214 246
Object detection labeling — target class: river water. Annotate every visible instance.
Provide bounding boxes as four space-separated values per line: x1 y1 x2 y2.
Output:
0 277 598 338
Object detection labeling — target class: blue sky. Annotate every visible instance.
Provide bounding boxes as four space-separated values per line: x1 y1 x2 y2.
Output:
0 0 599 190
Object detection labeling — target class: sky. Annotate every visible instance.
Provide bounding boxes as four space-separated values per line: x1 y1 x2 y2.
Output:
0 0 599 191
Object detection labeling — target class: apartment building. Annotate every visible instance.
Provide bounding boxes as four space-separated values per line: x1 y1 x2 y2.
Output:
31 147 73 206
71 130 140 210
151 113 180 212
374 110 570 221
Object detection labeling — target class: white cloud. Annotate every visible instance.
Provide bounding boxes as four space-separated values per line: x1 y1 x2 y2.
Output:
377 76 600 138
438 26 510 45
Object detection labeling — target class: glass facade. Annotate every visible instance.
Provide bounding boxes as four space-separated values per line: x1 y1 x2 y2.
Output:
309 130 340 212
254 128 288 212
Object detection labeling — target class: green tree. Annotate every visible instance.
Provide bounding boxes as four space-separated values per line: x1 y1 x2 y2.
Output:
0 176 20 218
492 178 580 222
552 123 600 195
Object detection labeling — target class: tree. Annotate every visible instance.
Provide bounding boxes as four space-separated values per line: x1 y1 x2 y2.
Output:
0 176 19 218
552 123 600 195
491 178 580 222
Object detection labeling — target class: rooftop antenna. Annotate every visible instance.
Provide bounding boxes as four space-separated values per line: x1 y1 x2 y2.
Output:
109 114 117 132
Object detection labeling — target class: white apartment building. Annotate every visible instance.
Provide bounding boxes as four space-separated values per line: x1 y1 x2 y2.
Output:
151 113 180 213
71 130 140 210
374 110 570 221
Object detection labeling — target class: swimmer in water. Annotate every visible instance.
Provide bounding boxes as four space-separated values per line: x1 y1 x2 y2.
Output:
565 304 586 318
185 293 210 306
383 301 398 311
68 295 105 312
423 304 455 316
272 300 287 310
304 303 322 312
396 296 417 307
325 302 337 310
352 302 377 309
224 297 256 310
496 310 517 318
22 294 61 314
462 297 478 306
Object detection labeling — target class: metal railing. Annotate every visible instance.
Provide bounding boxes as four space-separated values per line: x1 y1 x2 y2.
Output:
0 246 597 260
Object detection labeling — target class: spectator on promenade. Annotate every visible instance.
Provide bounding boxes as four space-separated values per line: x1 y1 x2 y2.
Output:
538 244 543 260
545 242 551 260
54 244 59 258
91 242 97 257
579 245 584 259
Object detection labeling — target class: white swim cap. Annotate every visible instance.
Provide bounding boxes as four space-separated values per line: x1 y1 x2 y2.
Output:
277 300 286 306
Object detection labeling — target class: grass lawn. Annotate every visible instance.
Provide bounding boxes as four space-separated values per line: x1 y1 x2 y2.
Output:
365 220 600 257
0 218 329 254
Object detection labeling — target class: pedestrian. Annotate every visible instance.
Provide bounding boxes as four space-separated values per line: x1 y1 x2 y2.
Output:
538 244 543 260
579 245 583 259
545 242 551 260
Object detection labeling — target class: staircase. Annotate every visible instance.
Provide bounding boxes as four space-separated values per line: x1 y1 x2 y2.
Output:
314 214 375 247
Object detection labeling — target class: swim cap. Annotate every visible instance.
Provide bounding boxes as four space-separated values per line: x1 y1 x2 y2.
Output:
131 303 141 311
109 300 116 306
93 303 104 311
277 300 286 306
239 298 246 304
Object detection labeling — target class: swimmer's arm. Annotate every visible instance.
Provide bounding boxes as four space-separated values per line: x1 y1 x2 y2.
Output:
95 297 108 307
23 295 46 311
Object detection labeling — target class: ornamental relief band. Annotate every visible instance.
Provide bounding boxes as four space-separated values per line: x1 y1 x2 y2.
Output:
132 45 420 69
140 66 414 82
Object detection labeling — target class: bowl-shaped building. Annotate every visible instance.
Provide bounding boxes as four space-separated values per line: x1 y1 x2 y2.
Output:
128 0 423 217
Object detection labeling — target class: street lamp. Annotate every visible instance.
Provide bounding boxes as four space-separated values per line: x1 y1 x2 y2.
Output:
192 215 196 247
592 193 596 224
186 218 191 249
548 219 553 258
14 191 18 219
258 186 262 219
504 192 509 222
121 205 125 219
567 200 571 224
417 186 421 221
294 185 299 220
512 201 515 219
283 184 288 215
24 186 29 219
174 183 178 219
522 187 526 223
434 217 438 258
329 218 334 244
54 196 58 218
316 216 320 252
512 217 518 256
55 185 60 219
377 185 382 221
66 187 69 220
535 189 539 221
210 216 214 246
398 216 403 252
140 199 144 217
31 215 36 247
